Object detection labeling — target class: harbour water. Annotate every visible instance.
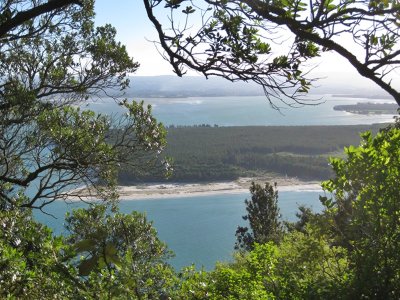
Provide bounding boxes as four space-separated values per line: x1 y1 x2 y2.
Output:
36 190 324 270
85 95 395 126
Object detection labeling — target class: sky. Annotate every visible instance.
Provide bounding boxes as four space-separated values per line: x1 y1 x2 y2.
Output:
95 0 174 76
93 0 387 92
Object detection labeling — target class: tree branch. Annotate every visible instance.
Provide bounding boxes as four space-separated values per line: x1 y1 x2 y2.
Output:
243 0 400 104
0 0 83 38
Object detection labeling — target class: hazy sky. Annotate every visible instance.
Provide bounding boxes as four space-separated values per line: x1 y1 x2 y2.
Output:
95 0 174 76
94 0 364 80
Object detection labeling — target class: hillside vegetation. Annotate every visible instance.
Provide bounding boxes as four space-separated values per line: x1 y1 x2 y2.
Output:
118 124 384 183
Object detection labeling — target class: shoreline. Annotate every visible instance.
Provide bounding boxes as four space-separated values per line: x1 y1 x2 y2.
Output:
71 177 322 201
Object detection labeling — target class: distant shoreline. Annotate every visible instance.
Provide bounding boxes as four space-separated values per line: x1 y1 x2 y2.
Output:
332 94 394 100
333 102 398 115
70 177 322 201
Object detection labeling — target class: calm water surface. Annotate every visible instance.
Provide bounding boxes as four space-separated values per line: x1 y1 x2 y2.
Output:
35 191 323 270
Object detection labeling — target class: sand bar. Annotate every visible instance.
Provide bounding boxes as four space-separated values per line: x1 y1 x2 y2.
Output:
71 177 322 201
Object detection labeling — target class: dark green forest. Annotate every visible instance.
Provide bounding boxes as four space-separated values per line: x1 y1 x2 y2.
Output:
118 124 384 183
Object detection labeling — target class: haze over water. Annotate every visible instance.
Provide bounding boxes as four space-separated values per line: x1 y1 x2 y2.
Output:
86 95 395 126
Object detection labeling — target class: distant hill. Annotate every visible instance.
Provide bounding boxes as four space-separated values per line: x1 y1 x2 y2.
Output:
116 73 395 99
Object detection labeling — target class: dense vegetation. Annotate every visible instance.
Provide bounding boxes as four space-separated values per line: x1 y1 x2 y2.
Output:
119 124 384 183
0 1 170 297
2 0 400 299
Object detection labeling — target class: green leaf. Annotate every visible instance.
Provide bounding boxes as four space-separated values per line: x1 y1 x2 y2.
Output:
74 239 97 253
105 242 118 256
78 255 98 276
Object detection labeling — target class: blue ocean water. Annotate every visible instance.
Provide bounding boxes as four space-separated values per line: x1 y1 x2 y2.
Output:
35 190 323 270
85 95 395 126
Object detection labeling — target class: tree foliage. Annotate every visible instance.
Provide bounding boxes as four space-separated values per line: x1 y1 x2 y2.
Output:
0 0 84 40
321 124 400 298
0 204 176 299
0 1 173 298
65 204 175 299
235 182 282 251
0 208 79 299
0 0 168 209
144 0 400 105
176 230 350 299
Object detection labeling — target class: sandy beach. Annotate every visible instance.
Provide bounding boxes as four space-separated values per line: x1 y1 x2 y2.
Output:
71 177 322 201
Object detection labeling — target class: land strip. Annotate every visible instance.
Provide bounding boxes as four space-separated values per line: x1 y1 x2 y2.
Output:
119 124 387 184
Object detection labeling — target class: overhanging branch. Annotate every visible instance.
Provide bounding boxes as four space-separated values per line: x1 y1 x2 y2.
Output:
0 0 83 38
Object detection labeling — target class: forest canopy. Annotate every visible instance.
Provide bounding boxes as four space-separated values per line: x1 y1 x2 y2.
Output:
118 124 384 183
